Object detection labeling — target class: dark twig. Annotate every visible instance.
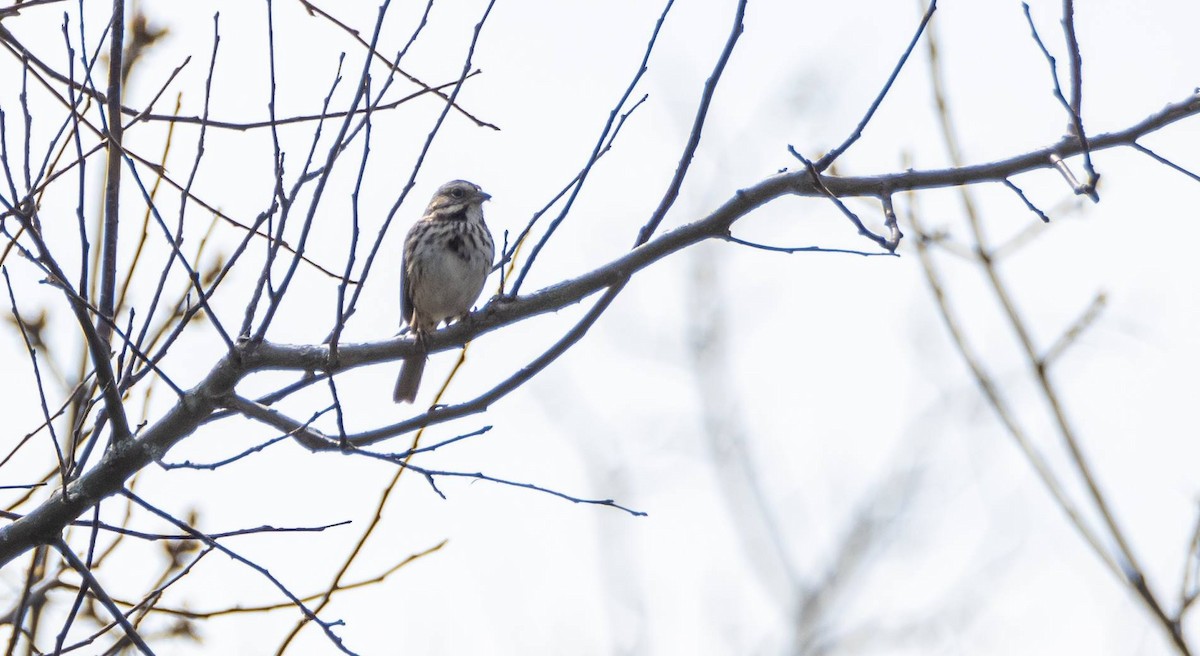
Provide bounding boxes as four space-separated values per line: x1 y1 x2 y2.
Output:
6 206 136 445
241 45 345 339
197 370 328 426
53 505 98 654
510 1 675 295
0 0 71 18
66 30 91 308
216 391 494 460
0 25 343 287
1001 178 1051 223
124 220 236 392
1021 2 1098 199
634 0 745 248
2 549 41 655
97 0 126 347
112 540 445 620
0 21 477 132
53 538 155 655
138 73 479 131
251 0 397 342
793 150 895 252
0 388 80 470
295 0 497 130
57 544 212 654
724 235 893 258
500 94 648 280
129 14 234 361
1131 142 1200 184
115 95 179 349
329 70 374 354
159 434 292 471
3 267 66 485
0 510 350 542
121 491 355 655
3 230 184 400
25 138 343 281
348 447 646 516
119 147 237 354
813 0 938 171
313 49 430 344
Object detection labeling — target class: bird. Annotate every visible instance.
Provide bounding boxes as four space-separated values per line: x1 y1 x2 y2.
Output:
394 180 495 403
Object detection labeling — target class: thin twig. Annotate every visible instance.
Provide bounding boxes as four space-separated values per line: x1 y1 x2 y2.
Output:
3 267 67 485
6 206 137 444
499 94 648 276
53 538 156 655
1020 2 1098 198
509 1 675 295
793 150 894 251
1131 142 1200 183
352 448 647 517
724 235 893 258
1001 178 1051 223
105 540 446 620
121 491 355 655
97 0 126 348
295 0 497 130
634 0 745 248
813 0 938 171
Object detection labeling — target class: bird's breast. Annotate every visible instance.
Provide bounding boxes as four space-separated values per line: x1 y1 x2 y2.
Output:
407 225 493 323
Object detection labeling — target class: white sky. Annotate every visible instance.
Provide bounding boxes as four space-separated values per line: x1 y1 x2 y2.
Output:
1 0 1199 654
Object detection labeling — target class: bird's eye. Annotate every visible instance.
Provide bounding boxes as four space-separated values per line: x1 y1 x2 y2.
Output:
450 188 464 198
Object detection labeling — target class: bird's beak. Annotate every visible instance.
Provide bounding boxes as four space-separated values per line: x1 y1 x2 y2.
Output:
478 191 492 202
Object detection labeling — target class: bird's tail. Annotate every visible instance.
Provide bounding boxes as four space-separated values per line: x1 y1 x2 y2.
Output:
393 354 426 403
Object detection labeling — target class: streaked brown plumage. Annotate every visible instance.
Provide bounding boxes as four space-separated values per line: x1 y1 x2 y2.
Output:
394 180 495 403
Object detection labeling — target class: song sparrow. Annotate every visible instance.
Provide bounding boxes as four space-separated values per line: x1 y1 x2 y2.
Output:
394 180 495 403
